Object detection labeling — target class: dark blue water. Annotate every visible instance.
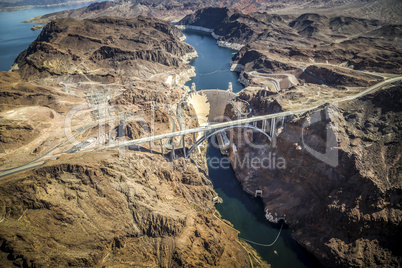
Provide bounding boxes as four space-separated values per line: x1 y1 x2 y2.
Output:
183 29 243 93
207 143 319 268
0 2 102 71
183 30 320 268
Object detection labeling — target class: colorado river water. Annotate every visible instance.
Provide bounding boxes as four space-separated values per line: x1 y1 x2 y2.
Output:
0 6 318 266
183 29 319 267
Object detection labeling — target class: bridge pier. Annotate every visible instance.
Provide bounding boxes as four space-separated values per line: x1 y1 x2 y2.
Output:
266 120 270 134
262 119 267 132
171 142 175 160
182 135 186 157
160 139 164 155
270 118 276 148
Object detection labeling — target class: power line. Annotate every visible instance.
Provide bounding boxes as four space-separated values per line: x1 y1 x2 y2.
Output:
239 221 284 247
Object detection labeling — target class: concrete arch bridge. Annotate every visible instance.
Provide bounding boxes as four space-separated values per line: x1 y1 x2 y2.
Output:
163 83 278 158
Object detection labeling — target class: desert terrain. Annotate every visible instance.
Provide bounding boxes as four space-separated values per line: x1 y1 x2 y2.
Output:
0 1 401 267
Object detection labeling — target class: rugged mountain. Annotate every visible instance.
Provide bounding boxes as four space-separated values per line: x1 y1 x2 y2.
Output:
0 71 85 164
1 16 197 171
231 41 401 80
27 0 402 26
0 16 269 267
2 2 401 267
3 16 198 170
13 16 196 83
179 6 402 267
179 7 401 48
225 85 402 267
0 0 94 10
178 7 300 48
178 7 401 90
0 150 268 267
288 13 382 40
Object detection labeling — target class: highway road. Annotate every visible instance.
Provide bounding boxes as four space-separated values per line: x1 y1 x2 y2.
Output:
1 76 401 179
0 161 45 179
0 113 135 178
0 122 98 176
311 63 388 80
96 76 402 150
343 76 402 99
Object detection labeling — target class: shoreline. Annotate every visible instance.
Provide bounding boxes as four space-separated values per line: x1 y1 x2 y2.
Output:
176 25 244 51
0 0 94 12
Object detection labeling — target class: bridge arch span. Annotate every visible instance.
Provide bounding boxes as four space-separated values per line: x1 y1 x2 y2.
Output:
185 124 272 158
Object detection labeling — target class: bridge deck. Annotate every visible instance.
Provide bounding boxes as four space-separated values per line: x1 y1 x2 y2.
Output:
93 77 402 151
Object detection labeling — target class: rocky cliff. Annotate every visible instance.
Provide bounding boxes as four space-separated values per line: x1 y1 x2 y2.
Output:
1 16 197 169
13 16 196 83
177 7 402 267
0 150 267 267
225 85 402 267
0 15 269 267
0 0 95 10
26 0 402 26
179 7 401 80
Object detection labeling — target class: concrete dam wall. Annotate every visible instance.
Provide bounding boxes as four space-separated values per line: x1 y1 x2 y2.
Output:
188 89 237 123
